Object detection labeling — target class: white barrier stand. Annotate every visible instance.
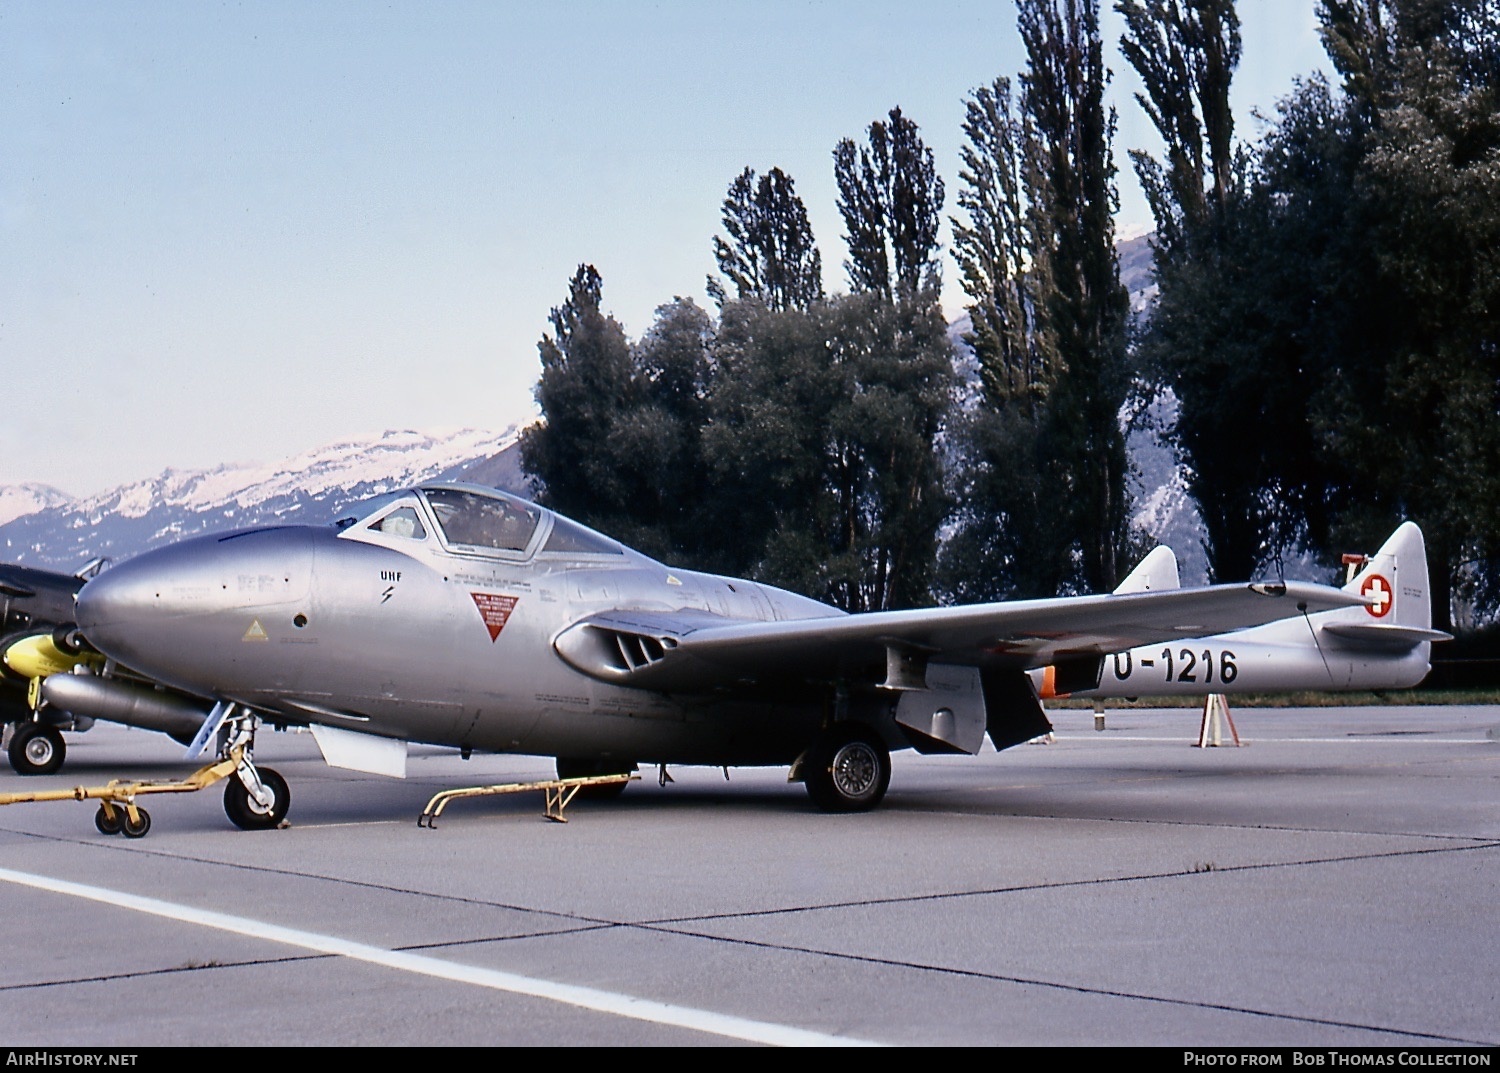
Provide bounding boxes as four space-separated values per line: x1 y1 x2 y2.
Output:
1196 693 1241 747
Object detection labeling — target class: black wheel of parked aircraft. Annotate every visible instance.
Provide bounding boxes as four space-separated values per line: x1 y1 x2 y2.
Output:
555 757 634 800
223 767 290 830
121 809 151 839
8 722 65 776
803 724 891 813
94 805 123 836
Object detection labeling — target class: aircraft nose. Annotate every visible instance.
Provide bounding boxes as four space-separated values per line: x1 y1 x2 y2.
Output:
75 559 160 640
75 526 315 686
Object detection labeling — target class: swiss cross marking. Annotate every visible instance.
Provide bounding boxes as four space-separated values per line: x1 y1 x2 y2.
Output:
1361 574 1392 618
471 593 520 641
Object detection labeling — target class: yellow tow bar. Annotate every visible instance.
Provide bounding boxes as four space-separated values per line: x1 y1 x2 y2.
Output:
418 773 638 828
0 747 245 839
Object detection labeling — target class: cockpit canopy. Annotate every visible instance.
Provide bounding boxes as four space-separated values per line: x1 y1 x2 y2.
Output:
424 486 540 552
338 483 626 559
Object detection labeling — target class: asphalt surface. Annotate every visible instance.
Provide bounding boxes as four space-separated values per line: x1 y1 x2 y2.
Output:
0 704 1495 1048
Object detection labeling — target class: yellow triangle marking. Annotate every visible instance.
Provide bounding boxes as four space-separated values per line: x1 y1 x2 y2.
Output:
243 619 269 642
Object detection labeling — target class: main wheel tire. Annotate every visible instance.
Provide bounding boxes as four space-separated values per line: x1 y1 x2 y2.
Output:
555 757 633 800
803 724 891 813
223 767 290 830
121 808 151 839
9 723 65 776
95 805 123 836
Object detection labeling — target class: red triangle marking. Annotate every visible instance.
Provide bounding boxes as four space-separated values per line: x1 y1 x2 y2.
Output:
471 592 520 642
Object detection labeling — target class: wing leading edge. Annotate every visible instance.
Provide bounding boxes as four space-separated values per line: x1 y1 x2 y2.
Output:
554 580 1368 693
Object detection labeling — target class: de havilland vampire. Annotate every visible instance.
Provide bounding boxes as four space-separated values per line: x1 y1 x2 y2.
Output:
63 483 1434 828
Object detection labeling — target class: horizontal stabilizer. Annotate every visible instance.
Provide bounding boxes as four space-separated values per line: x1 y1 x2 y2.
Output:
1321 622 1453 648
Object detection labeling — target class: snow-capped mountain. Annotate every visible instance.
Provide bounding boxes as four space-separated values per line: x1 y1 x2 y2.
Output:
0 483 73 529
0 427 528 571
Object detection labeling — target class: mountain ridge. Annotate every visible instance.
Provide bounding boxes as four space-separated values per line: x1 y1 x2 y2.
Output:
0 426 528 570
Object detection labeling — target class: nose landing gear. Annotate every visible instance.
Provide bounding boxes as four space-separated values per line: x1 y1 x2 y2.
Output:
203 702 290 831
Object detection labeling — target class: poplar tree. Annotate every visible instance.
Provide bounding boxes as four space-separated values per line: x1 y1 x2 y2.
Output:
1017 0 1133 592
833 107 946 301
1116 0 1312 584
941 77 1073 601
1116 0 1241 251
521 265 636 525
706 167 824 312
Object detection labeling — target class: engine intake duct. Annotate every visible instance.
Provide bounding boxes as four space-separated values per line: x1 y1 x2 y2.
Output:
40 674 207 745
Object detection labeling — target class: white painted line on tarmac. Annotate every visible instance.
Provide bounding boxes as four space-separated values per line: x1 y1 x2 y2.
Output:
0 866 878 1048
1053 735 1489 744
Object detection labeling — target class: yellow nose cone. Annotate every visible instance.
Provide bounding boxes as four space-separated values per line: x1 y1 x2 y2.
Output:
3 635 90 680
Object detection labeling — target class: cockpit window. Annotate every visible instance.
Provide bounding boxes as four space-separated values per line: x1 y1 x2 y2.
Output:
423 488 540 554
333 491 404 530
541 514 624 555
369 506 427 541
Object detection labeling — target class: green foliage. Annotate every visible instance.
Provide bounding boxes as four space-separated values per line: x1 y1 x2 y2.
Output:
1316 8 1500 625
1018 0 1133 593
1133 0 1500 627
520 265 636 525
1144 81 1352 579
942 1 1134 599
703 294 955 610
951 77 1056 408
1117 0 1241 250
707 167 824 312
939 406 1077 601
833 108 946 301
521 268 716 562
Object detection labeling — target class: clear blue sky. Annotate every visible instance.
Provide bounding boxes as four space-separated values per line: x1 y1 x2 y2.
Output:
2 1 1331 496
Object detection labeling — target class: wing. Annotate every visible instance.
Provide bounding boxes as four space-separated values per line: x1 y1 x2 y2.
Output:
553 581 1369 693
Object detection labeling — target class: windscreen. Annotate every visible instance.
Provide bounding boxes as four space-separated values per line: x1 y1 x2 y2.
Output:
422 488 541 553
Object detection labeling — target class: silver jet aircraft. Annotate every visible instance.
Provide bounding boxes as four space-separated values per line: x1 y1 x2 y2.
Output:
71 482 1370 828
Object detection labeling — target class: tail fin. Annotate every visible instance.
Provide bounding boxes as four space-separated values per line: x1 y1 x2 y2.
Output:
1344 522 1429 628
1114 545 1180 594
1327 522 1451 644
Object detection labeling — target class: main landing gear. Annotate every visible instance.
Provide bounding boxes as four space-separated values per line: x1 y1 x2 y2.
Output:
801 722 891 813
7 722 65 776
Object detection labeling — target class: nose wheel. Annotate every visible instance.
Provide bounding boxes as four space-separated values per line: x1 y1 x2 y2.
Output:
203 702 291 830
223 765 290 830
